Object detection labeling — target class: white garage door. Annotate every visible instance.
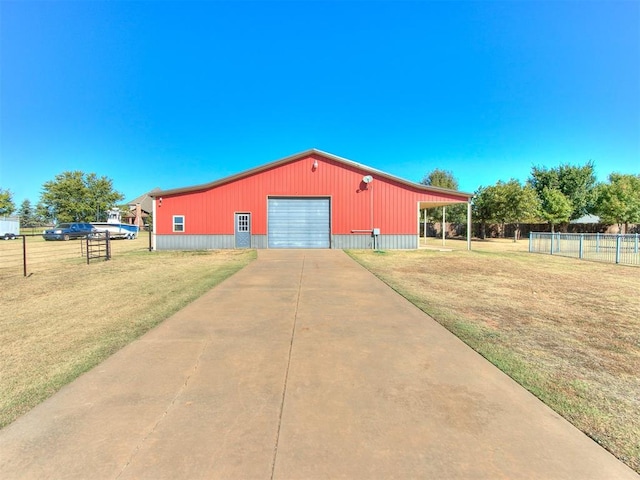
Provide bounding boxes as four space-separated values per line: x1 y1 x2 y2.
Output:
268 198 330 248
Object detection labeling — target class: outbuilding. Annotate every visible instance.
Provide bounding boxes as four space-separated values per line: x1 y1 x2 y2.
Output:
151 149 473 250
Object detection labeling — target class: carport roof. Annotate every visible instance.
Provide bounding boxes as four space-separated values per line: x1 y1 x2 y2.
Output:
151 149 473 204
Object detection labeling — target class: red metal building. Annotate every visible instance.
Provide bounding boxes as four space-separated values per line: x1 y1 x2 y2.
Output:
151 149 473 250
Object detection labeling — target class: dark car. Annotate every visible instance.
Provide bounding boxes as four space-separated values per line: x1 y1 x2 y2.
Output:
42 222 97 241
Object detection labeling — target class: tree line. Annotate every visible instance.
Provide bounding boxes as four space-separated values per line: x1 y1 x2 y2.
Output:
422 162 639 237
0 171 124 228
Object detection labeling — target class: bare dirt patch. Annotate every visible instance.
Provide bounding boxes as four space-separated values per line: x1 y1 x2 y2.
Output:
349 240 640 473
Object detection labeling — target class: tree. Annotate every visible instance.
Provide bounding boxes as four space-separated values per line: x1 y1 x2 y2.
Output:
500 180 540 240
539 187 572 232
19 199 35 227
529 162 597 222
35 201 53 226
40 171 124 223
472 185 499 239
0 188 16 216
420 169 466 225
472 180 540 239
489 180 540 239
421 169 458 190
595 173 640 233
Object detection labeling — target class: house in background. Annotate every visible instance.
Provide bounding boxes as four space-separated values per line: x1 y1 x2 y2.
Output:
150 149 473 250
124 188 160 228
569 214 631 234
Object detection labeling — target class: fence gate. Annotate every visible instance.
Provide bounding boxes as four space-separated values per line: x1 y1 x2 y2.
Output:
84 232 111 263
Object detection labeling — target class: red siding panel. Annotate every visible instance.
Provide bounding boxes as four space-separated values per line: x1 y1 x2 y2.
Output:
156 154 469 236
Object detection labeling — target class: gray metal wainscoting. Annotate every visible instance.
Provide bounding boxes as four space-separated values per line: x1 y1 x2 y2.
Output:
252 235 268 249
378 234 418 249
332 234 417 249
156 235 235 250
332 235 373 249
155 234 418 250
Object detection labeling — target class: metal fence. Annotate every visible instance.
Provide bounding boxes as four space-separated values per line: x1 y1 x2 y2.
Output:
529 232 640 266
0 234 112 277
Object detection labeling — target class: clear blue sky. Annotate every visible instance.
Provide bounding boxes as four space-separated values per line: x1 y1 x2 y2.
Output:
1 0 638 206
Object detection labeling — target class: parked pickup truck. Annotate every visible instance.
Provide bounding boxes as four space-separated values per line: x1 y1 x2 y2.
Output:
42 222 97 241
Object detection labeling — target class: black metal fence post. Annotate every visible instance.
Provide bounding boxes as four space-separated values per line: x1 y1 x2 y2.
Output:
22 235 27 277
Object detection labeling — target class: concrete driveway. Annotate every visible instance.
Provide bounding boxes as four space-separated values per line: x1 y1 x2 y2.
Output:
1 250 637 479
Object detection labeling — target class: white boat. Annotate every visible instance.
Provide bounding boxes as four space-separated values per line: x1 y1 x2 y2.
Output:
92 209 139 239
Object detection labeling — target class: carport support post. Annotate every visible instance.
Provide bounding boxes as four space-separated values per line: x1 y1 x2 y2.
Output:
423 209 427 242
442 206 446 246
467 201 472 251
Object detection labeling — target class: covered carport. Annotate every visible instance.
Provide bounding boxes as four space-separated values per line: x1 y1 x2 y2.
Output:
418 199 473 250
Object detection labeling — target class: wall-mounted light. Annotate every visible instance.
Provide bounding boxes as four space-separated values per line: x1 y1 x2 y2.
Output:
312 159 318 170
158 197 163 207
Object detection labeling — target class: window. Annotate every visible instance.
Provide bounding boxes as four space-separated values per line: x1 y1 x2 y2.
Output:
173 215 185 232
237 214 249 232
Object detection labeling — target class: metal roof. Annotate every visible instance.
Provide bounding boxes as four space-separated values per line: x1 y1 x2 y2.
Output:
126 188 161 212
570 214 601 224
151 149 474 200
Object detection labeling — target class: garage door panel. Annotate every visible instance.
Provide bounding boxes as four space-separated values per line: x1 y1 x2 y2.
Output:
268 198 330 248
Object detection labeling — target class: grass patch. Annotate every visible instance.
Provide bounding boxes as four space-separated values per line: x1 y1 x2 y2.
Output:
348 239 640 473
0 237 255 428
